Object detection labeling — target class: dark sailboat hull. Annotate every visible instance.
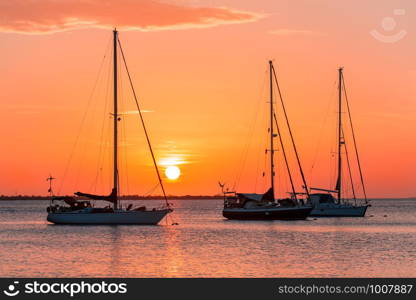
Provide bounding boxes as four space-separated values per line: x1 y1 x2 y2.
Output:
222 206 312 220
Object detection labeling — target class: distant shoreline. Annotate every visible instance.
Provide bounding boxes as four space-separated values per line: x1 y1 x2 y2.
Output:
0 196 414 201
0 195 223 201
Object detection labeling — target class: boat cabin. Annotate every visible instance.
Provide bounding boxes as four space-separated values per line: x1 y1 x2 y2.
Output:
309 193 336 206
224 193 267 209
224 192 300 208
47 197 92 213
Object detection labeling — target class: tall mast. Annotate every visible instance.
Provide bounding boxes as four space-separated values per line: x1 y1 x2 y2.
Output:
269 60 275 201
336 67 343 204
113 29 118 210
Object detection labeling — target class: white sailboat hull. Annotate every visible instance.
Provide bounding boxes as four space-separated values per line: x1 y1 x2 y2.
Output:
310 204 368 217
47 209 171 225
223 206 312 220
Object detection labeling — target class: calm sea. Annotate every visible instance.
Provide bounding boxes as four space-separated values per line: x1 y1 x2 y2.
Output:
0 199 415 277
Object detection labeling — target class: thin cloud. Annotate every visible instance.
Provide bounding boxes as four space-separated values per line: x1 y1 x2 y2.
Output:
0 0 262 34
269 29 326 37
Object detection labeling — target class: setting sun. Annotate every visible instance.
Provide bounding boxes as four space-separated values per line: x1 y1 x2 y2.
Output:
165 166 181 180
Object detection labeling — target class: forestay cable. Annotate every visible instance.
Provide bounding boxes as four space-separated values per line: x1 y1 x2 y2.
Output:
117 38 169 206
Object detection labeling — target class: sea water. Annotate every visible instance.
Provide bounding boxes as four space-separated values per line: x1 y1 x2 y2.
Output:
0 199 415 277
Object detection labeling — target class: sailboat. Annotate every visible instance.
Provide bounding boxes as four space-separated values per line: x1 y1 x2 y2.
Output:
47 29 172 225
222 61 313 220
309 68 369 217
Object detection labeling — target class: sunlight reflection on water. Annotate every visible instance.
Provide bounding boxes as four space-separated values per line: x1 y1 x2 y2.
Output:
0 199 415 277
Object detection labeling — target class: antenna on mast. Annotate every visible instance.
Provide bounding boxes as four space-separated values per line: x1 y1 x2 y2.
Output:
47 175 56 196
47 175 56 206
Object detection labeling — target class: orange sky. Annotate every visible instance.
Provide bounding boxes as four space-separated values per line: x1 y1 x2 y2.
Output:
0 0 415 198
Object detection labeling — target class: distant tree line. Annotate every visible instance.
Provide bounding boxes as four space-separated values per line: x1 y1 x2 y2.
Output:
0 194 223 200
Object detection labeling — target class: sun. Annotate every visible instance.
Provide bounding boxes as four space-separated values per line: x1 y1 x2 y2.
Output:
165 166 181 180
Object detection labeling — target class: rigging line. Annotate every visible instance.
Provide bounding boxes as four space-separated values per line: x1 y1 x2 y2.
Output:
253 126 266 192
256 119 269 192
273 113 297 200
271 65 309 197
121 111 130 196
144 183 161 196
92 49 112 192
118 52 125 196
341 73 367 203
310 80 337 177
74 45 111 191
117 38 169 206
330 131 337 192
59 36 112 194
232 131 250 191
332 88 340 191
254 69 268 192
341 127 357 202
115 46 123 203
233 68 267 191
118 59 124 194
262 136 268 191
119 65 130 197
